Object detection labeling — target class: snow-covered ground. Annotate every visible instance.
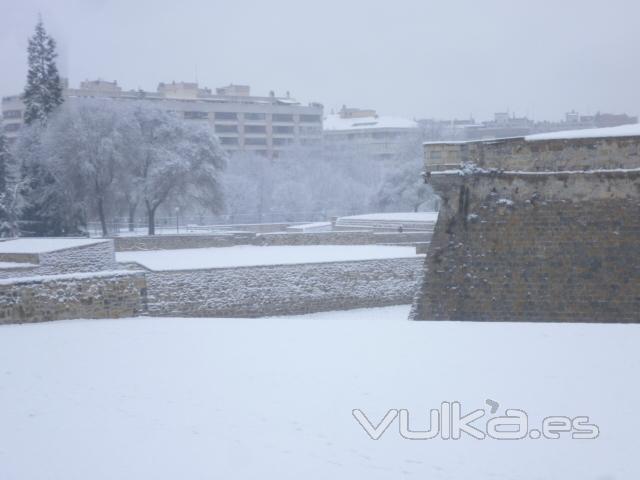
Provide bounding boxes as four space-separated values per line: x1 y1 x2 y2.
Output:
0 237 108 253
339 212 439 222
0 306 637 479
116 245 421 270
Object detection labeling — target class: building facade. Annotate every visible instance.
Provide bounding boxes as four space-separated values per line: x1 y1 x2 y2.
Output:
323 106 421 161
1 80 323 158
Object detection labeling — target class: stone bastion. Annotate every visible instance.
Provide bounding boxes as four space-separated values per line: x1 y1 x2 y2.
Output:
411 133 640 322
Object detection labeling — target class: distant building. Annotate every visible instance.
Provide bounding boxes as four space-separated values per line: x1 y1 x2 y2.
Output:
1 80 323 158
418 110 638 142
323 106 420 161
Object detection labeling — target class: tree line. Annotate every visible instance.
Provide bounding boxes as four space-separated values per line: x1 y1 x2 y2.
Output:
0 20 437 238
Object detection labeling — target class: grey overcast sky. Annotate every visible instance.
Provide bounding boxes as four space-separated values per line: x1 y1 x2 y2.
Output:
1 0 639 121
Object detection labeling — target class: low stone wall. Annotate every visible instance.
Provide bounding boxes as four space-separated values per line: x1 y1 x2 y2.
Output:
0 271 147 324
145 257 424 317
113 231 431 251
112 233 255 252
0 240 119 279
257 231 430 246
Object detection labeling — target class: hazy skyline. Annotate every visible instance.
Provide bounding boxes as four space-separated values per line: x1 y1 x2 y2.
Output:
2 0 639 121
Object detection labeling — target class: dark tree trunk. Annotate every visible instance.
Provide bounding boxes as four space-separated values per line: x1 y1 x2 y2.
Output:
97 197 108 237
128 203 137 232
146 201 156 235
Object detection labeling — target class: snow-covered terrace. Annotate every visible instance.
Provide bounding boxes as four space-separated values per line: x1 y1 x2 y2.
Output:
117 245 422 271
0 238 108 253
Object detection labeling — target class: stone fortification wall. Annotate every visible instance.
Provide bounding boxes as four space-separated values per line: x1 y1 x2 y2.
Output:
412 135 640 323
145 257 424 318
113 231 430 251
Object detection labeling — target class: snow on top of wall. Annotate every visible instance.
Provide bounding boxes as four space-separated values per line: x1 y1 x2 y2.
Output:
116 245 422 271
0 270 137 286
285 222 333 233
339 212 439 222
525 123 640 141
324 114 418 131
0 262 37 269
0 238 109 254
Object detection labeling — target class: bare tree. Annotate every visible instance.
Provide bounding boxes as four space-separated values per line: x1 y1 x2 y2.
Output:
127 105 227 235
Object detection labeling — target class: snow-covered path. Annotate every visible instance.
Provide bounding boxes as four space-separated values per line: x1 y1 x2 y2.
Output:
0 306 637 479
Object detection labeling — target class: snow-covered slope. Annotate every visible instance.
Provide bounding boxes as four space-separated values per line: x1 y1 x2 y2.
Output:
0 306 636 479
116 245 421 270
339 212 439 222
0 238 108 253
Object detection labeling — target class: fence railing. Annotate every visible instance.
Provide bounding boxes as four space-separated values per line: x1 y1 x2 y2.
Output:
87 210 367 237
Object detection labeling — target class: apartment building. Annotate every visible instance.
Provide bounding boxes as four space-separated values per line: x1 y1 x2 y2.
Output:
323 106 420 161
1 80 324 157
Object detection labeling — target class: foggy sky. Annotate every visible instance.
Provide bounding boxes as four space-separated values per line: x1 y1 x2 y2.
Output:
1 0 639 121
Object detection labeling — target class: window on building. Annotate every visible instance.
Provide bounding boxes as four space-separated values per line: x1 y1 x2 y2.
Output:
245 125 266 134
299 114 321 123
272 138 294 146
215 124 238 133
2 110 22 119
273 125 294 134
272 113 294 122
184 111 208 120
245 137 267 145
299 126 321 134
3 123 21 132
244 113 266 121
220 137 239 145
429 150 442 162
214 112 238 120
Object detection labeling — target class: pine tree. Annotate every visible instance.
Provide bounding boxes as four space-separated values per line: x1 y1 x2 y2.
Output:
0 132 8 194
0 132 21 237
23 19 64 125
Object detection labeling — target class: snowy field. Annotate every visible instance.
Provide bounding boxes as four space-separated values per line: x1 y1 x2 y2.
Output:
0 305 637 479
116 245 421 270
338 212 439 222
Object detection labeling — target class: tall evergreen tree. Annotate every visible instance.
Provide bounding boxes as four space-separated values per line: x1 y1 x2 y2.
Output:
23 19 64 125
19 19 66 235
0 132 8 194
0 132 21 237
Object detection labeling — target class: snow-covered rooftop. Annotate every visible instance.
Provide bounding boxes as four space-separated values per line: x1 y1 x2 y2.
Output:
424 123 640 146
0 238 108 254
525 123 640 141
116 245 421 271
324 114 418 131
